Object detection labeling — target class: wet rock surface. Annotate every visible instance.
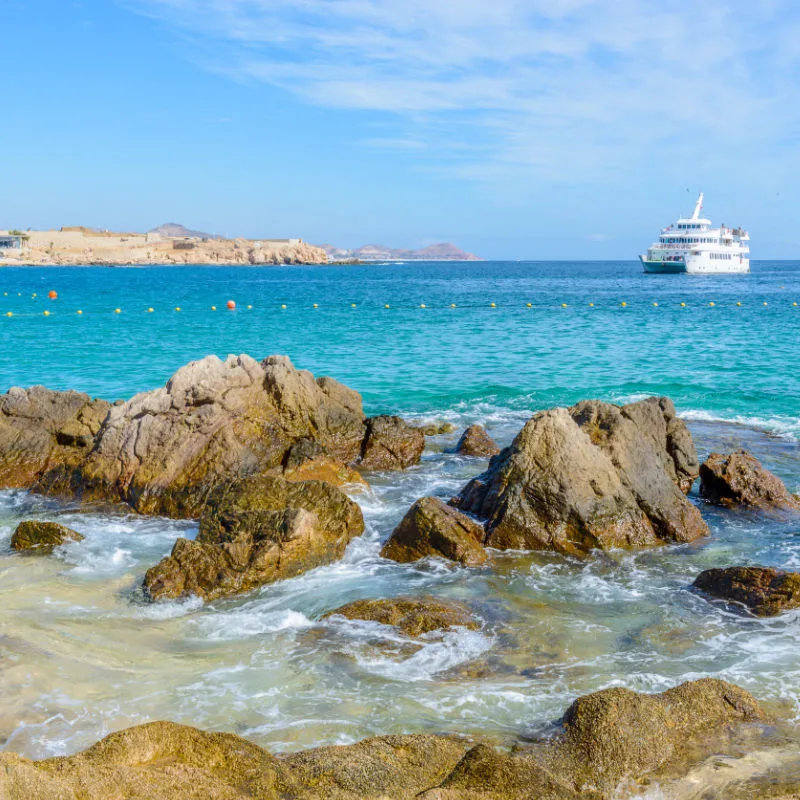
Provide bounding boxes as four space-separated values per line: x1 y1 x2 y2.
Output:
381 496 488 566
10 520 84 552
693 566 800 616
700 450 799 509
324 597 479 636
0 679 768 800
455 424 500 458
143 474 364 601
453 397 707 556
0 355 422 518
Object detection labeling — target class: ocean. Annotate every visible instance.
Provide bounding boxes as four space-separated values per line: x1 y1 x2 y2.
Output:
1 260 799 795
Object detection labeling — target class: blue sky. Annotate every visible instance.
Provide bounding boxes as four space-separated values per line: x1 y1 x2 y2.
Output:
3 0 800 258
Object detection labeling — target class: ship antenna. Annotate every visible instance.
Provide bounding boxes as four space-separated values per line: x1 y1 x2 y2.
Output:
691 191 704 220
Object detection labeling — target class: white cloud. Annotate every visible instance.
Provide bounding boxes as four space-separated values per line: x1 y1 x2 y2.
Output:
122 0 800 183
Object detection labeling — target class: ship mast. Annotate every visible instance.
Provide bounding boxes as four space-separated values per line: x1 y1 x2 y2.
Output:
691 192 704 220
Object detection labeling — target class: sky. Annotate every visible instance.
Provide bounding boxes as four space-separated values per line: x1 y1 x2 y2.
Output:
2 0 800 259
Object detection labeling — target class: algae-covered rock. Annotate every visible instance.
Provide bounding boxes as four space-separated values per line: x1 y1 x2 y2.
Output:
381 497 487 566
419 422 457 436
454 397 707 556
143 474 364 601
700 451 799 509
10 521 84 552
0 386 109 489
455 425 500 458
358 415 425 471
693 566 800 616
324 597 479 636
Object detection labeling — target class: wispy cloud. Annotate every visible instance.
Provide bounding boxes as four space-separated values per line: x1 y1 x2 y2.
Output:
121 0 800 183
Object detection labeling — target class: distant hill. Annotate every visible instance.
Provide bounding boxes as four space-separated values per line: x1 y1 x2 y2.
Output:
149 222 221 240
321 242 481 261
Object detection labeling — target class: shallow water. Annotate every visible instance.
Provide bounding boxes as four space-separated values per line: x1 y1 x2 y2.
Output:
0 262 799 796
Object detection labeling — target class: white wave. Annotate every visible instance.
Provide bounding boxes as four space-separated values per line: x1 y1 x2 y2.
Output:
680 408 800 440
191 608 313 640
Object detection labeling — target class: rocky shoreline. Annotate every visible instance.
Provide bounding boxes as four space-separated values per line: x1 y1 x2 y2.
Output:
2 353 799 797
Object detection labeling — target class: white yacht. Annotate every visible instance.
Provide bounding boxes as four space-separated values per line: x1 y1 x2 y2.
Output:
640 193 750 274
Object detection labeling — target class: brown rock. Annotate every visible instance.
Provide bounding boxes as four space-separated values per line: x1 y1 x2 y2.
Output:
453 397 707 556
0 386 109 488
693 566 800 616
381 497 487 566
699 451 799 509
0 355 420 518
455 425 500 458
419 422 457 436
143 474 364 601
358 415 425 471
549 678 767 793
324 597 479 636
0 679 769 800
10 521 84 552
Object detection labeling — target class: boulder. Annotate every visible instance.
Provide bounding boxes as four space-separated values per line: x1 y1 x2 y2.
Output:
693 566 800 616
0 386 110 488
0 679 767 800
143 474 364 601
453 397 707 556
358 415 425 471
0 355 421 518
455 425 500 458
10 521 84 552
381 497 487 566
699 451 799 509
324 597 479 636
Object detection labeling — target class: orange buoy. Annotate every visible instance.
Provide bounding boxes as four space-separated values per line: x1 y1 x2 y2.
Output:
48 290 58 300
227 300 236 310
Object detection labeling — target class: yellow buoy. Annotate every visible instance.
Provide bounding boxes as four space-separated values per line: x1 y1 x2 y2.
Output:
709 302 715 307
312 303 318 309
793 302 798 307
450 303 456 308
652 302 658 307
351 303 356 308
763 301 768 306
620 301 627 307
281 304 287 309
680 302 686 307
736 302 742 306
147 307 154 313
32 293 37 298
175 307 181 312
77 310 83 315
247 305 253 310
420 304 426 309
6 311 12 317
526 303 532 308
490 302 496 308
114 308 121 314
588 302 594 307
211 305 217 311
384 304 390 309
43 310 50 316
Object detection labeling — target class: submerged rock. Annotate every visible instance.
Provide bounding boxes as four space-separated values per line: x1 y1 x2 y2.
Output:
455 424 500 458
143 474 364 601
0 355 422 518
358 415 425 471
324 597 479 636
419 422 457 436
0 679 768 800
381 497 487 566
699 451 799 509
453 397 707 556
0 386 109 488
10 520 84 552
693 566 800 616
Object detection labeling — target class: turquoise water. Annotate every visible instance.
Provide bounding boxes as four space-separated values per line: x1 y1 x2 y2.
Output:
1 262 800 797
1 261 798 435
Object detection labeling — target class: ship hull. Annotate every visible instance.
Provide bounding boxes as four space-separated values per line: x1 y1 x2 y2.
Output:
640 256 686 274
